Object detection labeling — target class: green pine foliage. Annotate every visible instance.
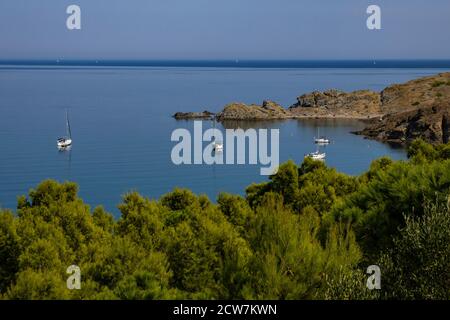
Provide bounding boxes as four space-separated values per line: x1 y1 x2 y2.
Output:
379 201 450 299
0 140 449 300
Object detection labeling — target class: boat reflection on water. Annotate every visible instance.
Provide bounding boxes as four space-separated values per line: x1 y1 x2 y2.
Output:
57 145 72 152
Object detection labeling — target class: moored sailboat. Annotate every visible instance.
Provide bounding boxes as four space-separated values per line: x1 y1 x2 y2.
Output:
57 110 72 149
212 116 223 153
314 128 330 144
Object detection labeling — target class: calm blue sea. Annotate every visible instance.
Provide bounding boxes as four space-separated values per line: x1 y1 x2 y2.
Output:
1 62 449 216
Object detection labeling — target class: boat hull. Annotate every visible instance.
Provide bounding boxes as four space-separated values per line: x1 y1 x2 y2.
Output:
213 142 223 152
305 152 326 160
57 138 72 148
314 139 330 144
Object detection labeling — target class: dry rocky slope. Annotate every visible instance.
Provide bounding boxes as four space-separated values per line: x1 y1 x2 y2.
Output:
174 72 450 144
356 73 450 144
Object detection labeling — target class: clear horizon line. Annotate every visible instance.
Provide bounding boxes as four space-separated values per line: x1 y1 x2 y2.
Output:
1 59 450 69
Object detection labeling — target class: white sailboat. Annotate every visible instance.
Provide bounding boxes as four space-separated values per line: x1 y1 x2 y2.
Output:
57 110 72 149
212 116 223 153
314 128 330 144
213 142 223 152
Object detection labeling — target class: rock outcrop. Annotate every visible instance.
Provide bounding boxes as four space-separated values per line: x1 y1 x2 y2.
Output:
173 110 214 120
355 104 450 145
288 89 382 118
216 100 291 121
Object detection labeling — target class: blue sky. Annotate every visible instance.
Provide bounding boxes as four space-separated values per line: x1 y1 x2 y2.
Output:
0 0 449 60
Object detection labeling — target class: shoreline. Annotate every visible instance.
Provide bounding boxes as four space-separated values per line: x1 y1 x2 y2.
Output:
173 114 381 122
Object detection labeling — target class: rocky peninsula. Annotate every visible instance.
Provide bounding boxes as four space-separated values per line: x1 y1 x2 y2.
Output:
174 72 450 145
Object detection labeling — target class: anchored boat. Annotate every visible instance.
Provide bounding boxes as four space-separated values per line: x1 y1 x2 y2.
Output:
305 150 326 160
57 110 72 149
314 128 330 144
212 116 223 153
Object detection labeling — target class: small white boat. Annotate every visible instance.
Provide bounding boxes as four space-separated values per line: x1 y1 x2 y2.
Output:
305 150 326 160
212 116 223 152
314 137 330 144
57 110 72 149
213 142 223 152
314 128 330 144
57 137 72 149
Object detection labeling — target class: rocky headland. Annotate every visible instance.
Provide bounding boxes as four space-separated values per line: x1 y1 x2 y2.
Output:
174 72 450 145
355 72 450 144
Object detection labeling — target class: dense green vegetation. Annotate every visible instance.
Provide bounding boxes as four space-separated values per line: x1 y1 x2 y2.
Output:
0 139 449 300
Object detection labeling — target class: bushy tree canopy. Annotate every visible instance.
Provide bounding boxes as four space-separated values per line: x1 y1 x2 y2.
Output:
1 140 449 300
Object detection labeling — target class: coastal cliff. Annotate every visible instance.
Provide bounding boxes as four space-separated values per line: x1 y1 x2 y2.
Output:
356 104 450 145
355 72 450 144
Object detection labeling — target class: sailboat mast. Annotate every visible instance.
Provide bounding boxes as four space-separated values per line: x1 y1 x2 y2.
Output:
66 110 72 139
212 116 216 142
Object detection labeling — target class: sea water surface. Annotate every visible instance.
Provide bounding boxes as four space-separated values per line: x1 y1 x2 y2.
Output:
1 64 449 215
